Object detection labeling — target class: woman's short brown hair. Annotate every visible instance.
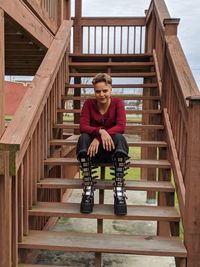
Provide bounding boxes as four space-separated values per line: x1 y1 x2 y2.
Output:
92 73 112 86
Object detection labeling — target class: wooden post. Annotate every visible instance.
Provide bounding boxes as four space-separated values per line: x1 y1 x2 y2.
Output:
0 8 5 137
58 0 71 26
0 152 12 267
74 0 82 132
184 97 200 267
74 0 82 53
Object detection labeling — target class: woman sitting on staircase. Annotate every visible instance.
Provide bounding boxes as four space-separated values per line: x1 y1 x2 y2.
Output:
76 73 129 215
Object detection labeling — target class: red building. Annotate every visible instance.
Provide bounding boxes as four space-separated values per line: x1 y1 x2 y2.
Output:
5 81 28 115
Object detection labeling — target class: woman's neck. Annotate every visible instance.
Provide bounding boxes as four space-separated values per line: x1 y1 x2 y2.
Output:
97 98 111 114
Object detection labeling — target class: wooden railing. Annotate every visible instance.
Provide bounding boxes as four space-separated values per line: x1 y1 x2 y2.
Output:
22 0 70 34
0 20 72 267
72 17 146 54
146 0 200 266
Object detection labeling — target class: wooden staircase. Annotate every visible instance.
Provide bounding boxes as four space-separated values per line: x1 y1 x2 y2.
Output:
18 53 187 266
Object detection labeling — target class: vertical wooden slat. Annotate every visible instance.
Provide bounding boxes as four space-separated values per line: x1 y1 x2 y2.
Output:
114 26 116 54
133 26 136 53
120 26 122 54
140 26 143 53
0 8 5 137
88 26 90 54
0 151 12 267
23 150 29 236
12 173 18 267
94 26 97 54
107 26 110 54
18 164 24 242
31 131 36 204
74 0 82 53
29 140 33 209
101 26 103 54
127 26 130 53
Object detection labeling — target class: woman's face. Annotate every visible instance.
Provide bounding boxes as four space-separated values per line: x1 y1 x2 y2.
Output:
94 82 112 105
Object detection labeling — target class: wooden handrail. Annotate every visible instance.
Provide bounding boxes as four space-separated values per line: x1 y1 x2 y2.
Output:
72 16 146 54
0 20 72 175
146 1 200 265
75 17 146 26
0 20 72 266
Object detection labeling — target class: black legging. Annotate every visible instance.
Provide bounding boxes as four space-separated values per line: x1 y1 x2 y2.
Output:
76 133 129 163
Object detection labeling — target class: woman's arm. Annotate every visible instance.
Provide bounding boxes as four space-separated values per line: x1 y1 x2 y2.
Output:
80 100 101 137
106 99 126 135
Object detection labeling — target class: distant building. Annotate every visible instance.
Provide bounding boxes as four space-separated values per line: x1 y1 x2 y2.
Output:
5 81 28 115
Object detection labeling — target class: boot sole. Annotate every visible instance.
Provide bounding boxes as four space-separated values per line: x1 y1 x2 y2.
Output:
114 204 127 216
80 202 94 214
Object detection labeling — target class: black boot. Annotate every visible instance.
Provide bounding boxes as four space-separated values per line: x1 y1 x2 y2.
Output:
79 156 97 214
112 153 130 215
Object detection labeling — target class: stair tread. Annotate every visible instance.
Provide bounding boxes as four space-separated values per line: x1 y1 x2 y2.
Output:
30 202 180 222
44 158 171 168
69 72 156 77
69 53 153 61
37 178 174 192
50 136 167 147
19 230 187 257
65 83 158 89
57 108 162 114
69 62 154 67
54 123 164 130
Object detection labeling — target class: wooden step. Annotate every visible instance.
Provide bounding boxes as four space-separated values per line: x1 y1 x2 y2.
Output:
19 230 187 257
62 95 160 100
29 202 180 222
69 72 156 78
69 53 153 62
57 108 162 115
69 62 154 67
54 123 164 131
65 83 158 89
49 135 167 147
44 158 171 168
37 178 174 192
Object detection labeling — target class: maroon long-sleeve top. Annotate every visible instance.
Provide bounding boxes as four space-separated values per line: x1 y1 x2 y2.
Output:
80 98 126 140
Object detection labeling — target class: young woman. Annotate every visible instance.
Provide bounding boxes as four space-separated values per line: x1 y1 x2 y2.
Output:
76 73 129 215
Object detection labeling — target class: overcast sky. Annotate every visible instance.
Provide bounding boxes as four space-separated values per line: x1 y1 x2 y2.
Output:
71 0 200 87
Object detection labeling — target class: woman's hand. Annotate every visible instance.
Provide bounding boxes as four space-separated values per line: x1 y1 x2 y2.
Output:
87 138 100 157
99 129 115 151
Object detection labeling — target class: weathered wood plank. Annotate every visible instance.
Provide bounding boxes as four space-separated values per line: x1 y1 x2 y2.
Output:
65 83 158 89
79 17 146 26
44 158 171 168
69 72 156 77
37 178 175 192
29 202 180 222
54 123 164 130
49 136 167 147
18 230 187 257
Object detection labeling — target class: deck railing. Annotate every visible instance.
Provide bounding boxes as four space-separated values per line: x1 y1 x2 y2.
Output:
146 0 200 266
72 17 146 54
22 0 70 34
0 20 72 267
